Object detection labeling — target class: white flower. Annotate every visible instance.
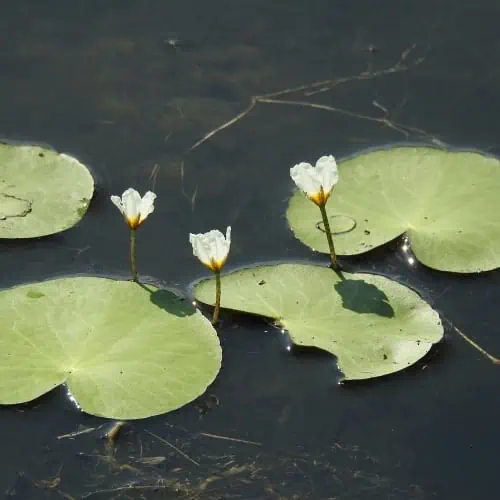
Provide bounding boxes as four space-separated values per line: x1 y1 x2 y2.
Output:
110 188 156 229
189 226 231 272
290 155 339 206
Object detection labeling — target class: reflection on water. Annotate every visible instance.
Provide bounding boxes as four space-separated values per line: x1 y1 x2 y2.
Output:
1 0 500 498
64 386 82 411
401 235 417 266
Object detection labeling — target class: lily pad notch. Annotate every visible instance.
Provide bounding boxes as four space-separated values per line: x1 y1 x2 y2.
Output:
0 277 222 420
287 146 500 273
0 142 94 238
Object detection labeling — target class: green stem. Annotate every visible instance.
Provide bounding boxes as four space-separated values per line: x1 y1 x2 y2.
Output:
319 204 340 270
212 270 221 325
130 229 138 282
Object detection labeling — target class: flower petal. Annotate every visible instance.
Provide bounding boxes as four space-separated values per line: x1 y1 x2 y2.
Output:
138 191 157 224
122 188 142 222
315 155 339 196
219 226 231 265
190 233 212 268
212 230 227 265
190 227 232 271
290 162 322 198
110 195 124 215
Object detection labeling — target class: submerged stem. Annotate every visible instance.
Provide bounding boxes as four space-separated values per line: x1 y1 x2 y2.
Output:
130 229 138 282
319 204 340 270
212 270 221 325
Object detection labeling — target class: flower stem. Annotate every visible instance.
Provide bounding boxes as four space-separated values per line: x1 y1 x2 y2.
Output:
212 269 221 325
319 204 340 270
130 229 138 282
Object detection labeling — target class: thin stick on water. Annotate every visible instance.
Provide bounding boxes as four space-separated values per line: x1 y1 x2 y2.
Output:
199 432 262 446
189 45 441 152
57 427 96 440
443 317 500 364
190 97 257 151
144 429 200 466
319 204 339 270
212 269 221 325
130 229 138 282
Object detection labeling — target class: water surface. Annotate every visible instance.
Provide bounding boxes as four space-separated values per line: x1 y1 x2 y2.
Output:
1 1 500 498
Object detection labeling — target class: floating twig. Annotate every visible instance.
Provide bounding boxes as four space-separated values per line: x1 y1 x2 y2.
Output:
443 317 500 364
81 484 175 499
149 163 161 191
145 429 200 466
190 44 441 151
180 160 199 212
199 432 262 446
190 97 257 151
57 427 96 440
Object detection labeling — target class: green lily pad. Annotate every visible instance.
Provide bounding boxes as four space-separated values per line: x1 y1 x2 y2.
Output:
287 146 500 273
0 277 221 419
194 263 443 380
0 143 94 238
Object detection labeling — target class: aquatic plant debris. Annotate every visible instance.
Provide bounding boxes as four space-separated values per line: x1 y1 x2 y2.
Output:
287 146 500 273
194 263 443 380
0 142 94 238
190 44 435 151
40 428 423 500
0 277 221 419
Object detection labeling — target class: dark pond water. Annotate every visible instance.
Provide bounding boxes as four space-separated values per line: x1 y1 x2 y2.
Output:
1 1 500 498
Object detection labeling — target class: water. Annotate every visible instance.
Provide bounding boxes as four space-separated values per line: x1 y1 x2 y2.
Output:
1 1 500 498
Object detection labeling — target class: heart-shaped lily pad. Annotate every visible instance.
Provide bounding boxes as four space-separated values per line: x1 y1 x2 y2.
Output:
0 142 94 238
287 146 500 273
0 277 221 419
194 263 443 380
